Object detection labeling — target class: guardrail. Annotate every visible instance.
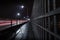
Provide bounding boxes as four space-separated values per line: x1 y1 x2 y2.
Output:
31 14 60 40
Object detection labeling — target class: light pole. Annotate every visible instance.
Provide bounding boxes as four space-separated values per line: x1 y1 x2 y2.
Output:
26 8 30 21
16 13 20 25
16 5 24 25
27 8 28 18
11 16 12 27
21 5 24 9
20 5 24 19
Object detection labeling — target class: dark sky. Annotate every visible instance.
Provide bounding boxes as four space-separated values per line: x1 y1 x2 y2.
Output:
0 0 34 19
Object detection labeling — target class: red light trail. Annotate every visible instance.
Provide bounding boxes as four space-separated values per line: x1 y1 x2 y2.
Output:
0 20 27 26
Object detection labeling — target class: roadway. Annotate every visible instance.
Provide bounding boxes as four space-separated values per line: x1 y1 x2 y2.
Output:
0 19 37 40
0 20 27 26
0 20 27 31
0 22 35 40
11 22 35 40
0 19 44 40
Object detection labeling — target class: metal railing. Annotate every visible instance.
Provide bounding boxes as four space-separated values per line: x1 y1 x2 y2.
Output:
31 22 60 40
31 14 60 40
31 0 60 40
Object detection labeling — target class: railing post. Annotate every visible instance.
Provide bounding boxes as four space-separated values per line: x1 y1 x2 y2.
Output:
42 19 44 40
44 0 47 40
45 17 47 40
11 16 12 27
11 19 12 27
54 15 57 40
53 0 56 10
48 17 51 40
48 0 50 12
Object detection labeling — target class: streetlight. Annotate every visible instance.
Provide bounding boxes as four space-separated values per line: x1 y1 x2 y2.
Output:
17 13 20 16
21 5 24 9
16 13 20 25
16 5 24 25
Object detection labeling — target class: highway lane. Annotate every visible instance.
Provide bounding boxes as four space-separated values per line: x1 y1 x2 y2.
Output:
11 22 35 40
0 22 28 40
0 20 27 26
0 20 28 31
14 23 28 40
0 22 35 40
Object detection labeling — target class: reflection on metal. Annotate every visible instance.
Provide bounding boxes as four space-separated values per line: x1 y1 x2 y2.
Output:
31 22 60 39
15 23 28 40
16 29 20 34
32 8 60 21
31 0 60 40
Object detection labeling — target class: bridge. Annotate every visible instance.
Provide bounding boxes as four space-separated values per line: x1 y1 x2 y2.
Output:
0 0 60 40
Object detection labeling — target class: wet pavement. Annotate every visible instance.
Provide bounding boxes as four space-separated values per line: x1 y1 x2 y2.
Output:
0 22 35 40
12 22 35 40
14 23 28 40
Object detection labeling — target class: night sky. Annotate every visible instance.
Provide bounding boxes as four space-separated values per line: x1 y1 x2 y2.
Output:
0 0 34 19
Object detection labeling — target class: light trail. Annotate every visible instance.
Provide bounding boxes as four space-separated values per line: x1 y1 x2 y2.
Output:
0 20 27 26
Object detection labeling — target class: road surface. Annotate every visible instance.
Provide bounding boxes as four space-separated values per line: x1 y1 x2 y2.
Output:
0 20 27 26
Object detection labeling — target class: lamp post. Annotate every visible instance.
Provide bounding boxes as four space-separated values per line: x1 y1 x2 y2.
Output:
27 8 28 18
16 5 24 25
11 16 12 27
21 5 24 9
16 13 20 25
21 5 24 19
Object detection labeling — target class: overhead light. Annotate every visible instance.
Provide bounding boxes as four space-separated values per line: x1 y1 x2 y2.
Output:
21 5 24 9
17 13 20 16
27 18 30 21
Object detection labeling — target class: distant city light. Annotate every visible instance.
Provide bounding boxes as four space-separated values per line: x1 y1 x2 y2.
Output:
27 16 29 18
27 18 30 21
17 13 20 16
21 5 24 8
24 17 26 18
